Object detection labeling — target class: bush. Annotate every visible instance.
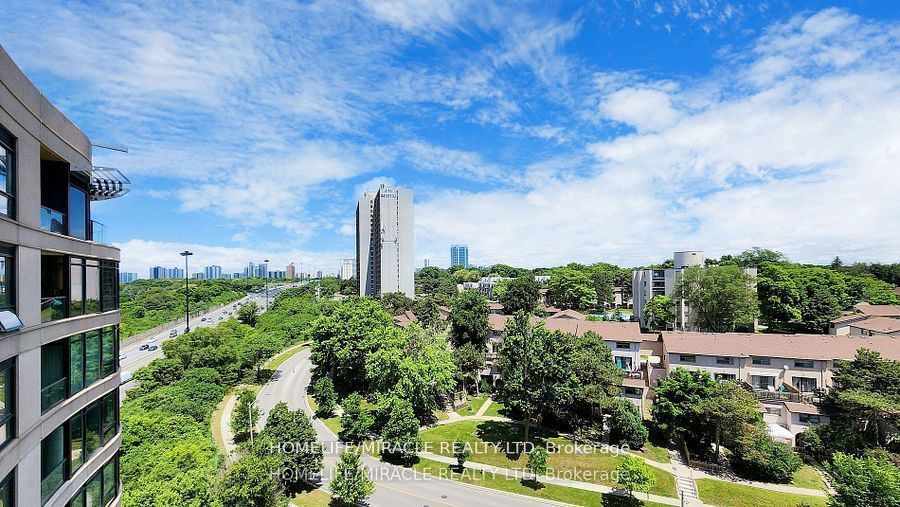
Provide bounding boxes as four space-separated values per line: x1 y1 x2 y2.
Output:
731 430 802 482
826 451 900 507
608 400 649 450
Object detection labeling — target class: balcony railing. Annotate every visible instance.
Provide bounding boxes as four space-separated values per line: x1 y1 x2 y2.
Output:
91 220 106 243
752 389 815 404
41 376 68 412
41 296 68 323
40 206 66 234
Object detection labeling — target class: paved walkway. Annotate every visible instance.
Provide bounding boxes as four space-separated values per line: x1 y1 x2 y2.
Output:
219 390 239 464
475 397 492 417
419 450 691 506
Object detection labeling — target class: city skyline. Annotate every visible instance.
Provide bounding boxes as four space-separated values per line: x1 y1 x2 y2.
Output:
2 2 897 276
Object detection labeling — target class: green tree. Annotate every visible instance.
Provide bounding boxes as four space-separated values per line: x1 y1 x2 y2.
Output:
412 295 445 331
454 439 471 470
698 380 761 458
570 331 623 427
331 448 374 505
380 397 422 464
731 428 803 482
675 265 758 332
415 266 457 301
238 301 261 326
499 275 541 314
260 402 323 488
339 392 374 443
652 368 715 459
449 290 490 350
311 376 337 418
218 454 280 507
496 313 577 442
826 452 900 507
525 446 549 482
616 455 656 496
735 247 787 267
232 387 260 439
453 342 485 396
590 267 616 309
380 291 414 316
453 268 481 283
643 295 675 331
608 399 649 449
546 268 596 310
366 325 457 421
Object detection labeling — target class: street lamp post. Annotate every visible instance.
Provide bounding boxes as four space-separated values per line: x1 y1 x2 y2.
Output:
264 259 270 308
180 250 193 332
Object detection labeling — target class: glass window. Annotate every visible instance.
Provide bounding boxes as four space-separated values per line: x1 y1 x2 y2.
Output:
794 377 818 392
101 391 117 443
100 262 118 312
85 403 100 458
615 342 630 349
679 355 696 363
85 472 101 507
85 330 101 386
794 359 814 369
0 359 13 448
85 261 100 313
752 375 776 389
752 356 770 365
101 328 116 377
102 459 116 505
41 254 67 323
70 334 84 394
70 411 84 472
0 245 13 311
799 414 821 424
41 342 67 413
0 126 15 218
41 425 66 504
716 356 733 365
68 186 87 240
70 258 84 315
0 469 12 507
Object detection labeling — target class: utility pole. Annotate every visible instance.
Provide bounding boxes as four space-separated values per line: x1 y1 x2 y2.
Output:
264 258 270 308
180 250 193 332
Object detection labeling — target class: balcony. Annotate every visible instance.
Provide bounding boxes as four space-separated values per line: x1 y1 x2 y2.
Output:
752 389 815 404
91 220 106 243
41 375 67 412
41 296 67 323
40 206 66 234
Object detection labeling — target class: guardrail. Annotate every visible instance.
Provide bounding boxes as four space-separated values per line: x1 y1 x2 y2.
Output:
120 301 236 348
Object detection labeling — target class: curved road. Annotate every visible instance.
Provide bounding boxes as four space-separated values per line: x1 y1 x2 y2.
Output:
256 349 568 507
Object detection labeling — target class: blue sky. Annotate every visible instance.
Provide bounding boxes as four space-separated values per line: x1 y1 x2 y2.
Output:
2 1 898 275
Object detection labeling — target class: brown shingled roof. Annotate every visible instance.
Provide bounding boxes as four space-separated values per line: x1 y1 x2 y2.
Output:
488 314 647 342
848 317 900 334
853 303 900 317
783 402 823 415
661 331 900 361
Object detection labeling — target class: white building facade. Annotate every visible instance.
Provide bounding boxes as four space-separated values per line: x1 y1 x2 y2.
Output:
356 186 414 298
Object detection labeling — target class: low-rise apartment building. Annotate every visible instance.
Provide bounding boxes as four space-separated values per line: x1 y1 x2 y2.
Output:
660 331 899 444
1 45 128 506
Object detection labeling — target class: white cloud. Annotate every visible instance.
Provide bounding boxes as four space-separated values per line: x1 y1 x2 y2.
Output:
414 8 900 267
359 0 471 35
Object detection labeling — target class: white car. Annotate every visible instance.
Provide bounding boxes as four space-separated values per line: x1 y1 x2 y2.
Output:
118 352 127 360
147 337 158 343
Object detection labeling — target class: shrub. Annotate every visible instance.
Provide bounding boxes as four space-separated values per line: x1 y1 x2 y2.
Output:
731 430 802 482
608 400 649 449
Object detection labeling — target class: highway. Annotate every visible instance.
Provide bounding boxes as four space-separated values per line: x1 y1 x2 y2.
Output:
119 285 293 398
256 348 563 507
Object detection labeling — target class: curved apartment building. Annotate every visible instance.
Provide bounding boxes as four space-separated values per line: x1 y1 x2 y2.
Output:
0 45 126 506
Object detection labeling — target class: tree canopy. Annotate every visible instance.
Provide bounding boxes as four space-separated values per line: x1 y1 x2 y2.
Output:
675 265 758 332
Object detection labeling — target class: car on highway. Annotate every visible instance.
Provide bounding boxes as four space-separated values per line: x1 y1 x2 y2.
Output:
148 345 159 351
147 337 158 343
138 344 149 351
118 352 127 360
169 329 178 337
218 316 224 320
201 317 207 322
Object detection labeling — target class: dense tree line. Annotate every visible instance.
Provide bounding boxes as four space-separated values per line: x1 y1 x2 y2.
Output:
121 290 323 506
120 278 265 337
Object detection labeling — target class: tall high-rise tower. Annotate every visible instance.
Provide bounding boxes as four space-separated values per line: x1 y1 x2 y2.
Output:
450 244 469 268
356 185 414 297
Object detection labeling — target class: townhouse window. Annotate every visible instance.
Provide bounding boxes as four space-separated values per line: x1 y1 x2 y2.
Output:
0 125 15 218
615 342 631 349
679 355 696 363
620 387 642 397
0 469 12 506
752 375 776 390
0 245 14 312
715 373 736 382
752 356 770 366
799 414 822 425
716 356 733 365
765 407 781 416
794 377 818 392
794 359 814 369
0 358 14 448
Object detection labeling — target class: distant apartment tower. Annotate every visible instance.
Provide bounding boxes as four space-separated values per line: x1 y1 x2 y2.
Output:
255 263 268 279
451 244 469 268
119 272 138 283
286 263 296 279
356 186 414 298
340 259 354 280
166 267 184 279
0 46 125 505
149 266 167 279
633 251 757 330
203 265 222 279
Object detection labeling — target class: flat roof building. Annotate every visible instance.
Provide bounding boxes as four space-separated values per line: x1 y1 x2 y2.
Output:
356 185 414 298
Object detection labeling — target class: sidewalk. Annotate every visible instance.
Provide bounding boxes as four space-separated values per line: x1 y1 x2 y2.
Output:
418 450 692 506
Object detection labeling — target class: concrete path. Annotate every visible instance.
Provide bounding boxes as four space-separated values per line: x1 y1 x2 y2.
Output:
475 398 492 417
219 391 239 464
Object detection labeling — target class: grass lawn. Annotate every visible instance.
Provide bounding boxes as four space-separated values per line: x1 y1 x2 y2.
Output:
456 394 489 417
419 420 678 498
264 342 308 371
307 395 342 436
696 479 828 507
411 457 670 507
631 441 671 464
290 487 334 506
434 409 450 421
792 465 827 491
482 399 507 417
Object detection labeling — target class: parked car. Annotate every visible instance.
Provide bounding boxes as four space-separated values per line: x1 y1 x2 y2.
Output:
148 345 159 351
138 344 149 351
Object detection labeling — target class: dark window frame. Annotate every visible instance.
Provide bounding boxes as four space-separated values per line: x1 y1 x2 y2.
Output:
41 326 120 413
0 358 14 450
794 359 814 369
679 354 696 363
0 125 16 219
0 468 13 507
752 356 771 366
0 244 14 312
